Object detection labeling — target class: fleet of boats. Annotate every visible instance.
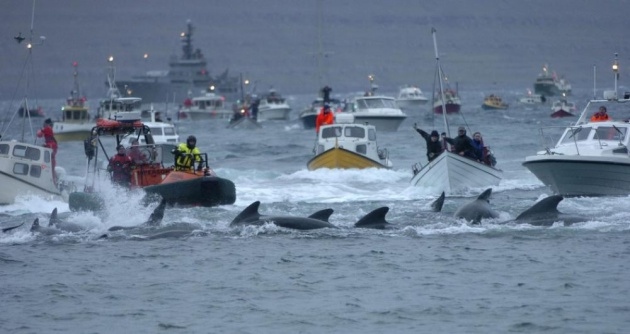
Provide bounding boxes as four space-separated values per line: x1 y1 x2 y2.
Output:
307 114 393 170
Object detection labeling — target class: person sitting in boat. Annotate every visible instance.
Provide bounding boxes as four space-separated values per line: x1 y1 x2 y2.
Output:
127 139 148 164
172 135 203 172
413 124 443 162
471 132 497 166
108 144 133 187
445 126 477 160
590 106 611 122
36 118 58 181
315 104 335 133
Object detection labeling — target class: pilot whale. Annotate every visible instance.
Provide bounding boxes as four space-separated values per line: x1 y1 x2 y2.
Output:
507 195 588 226
230 201 337 230
453 188 500 224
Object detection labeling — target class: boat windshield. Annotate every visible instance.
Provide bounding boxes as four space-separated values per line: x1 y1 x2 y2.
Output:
321 126 343 138
356 98 397 109
593 126 627 141
344 126 365 138
560 127 591 144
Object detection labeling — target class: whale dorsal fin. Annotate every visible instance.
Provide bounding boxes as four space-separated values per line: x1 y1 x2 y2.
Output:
431 192 446 212
516 195 563 220
354 207 391 229
477 188 493 202
146 199 167 226
30 218 40 232
308 209 334 222
49 208 59 226
230 201 261 226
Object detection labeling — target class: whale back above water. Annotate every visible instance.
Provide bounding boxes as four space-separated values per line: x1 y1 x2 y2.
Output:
454 188 500 224
230 201 337 230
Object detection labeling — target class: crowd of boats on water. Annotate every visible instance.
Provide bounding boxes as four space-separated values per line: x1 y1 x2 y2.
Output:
2 17 630 216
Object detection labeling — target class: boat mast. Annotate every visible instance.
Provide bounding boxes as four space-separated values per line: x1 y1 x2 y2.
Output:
612 53 619 99
431 28 450 137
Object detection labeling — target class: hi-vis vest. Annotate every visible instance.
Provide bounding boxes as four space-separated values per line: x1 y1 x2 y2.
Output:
175 143 201 170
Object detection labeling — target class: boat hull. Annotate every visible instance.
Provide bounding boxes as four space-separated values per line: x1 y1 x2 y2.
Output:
143 175 236 206
0 170 62 204
307 147 388 170
351 115 407 132
523 155 630 196
433 102 461 114
396 99 428 110
300 112 317 129
410 151 502 194
181 110 233 121
227 117 262 129
482 103 508 110
257 107 291 121
53 123 93 142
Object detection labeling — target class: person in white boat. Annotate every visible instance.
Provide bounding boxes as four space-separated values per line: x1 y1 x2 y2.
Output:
36 118 58 181
590 106 611 122
108 144 133 187
445 126 476 160
172 135 203 172
315 104 335 133
413 123 444 162
471 132 497 166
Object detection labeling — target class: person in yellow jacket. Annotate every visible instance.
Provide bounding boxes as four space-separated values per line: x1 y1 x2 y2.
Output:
172 135 203 171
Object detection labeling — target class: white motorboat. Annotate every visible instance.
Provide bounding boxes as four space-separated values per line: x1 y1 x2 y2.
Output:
0 4 71 204
178 92 232 120
523 58 630 197
53 63 92 142
255 88 292 121
342 95 407 132
396 85 429 110
518 90 547 109
97 57 143 122
121 108 179 145
411 28 502 194
307 114 392 170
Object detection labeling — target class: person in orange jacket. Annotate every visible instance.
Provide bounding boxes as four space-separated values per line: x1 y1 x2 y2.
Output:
315 104 335 133
590 106 611 122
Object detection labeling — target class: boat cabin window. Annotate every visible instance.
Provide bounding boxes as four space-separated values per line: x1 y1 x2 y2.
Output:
356 144 367 154
12 145 41 161
44 151 50 163
594 126 627 141
322 126 343 138
13 162 29 175
30 164 41 178
560 127 591 144
149 127 163 136
368 128 376 141
163 127 176 136
344 126 365 138
0 144 9 155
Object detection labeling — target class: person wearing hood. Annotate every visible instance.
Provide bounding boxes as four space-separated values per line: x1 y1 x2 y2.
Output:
413 123 444 162
172 135 203 171
446 126 477 160
108 144 133 187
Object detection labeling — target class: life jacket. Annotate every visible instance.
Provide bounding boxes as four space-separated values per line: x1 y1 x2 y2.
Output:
109 154 133 184
175 143 201 170
315 109 334 132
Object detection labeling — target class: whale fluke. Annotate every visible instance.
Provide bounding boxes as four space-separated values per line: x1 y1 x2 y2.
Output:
2 222 25 233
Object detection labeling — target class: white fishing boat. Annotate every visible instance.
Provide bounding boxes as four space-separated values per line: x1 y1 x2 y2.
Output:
518 90 547 109
343 78 407 132
178 92 232 120
255 88 292 121
396 85 429 110
0 3 71 204
307 114 392 170
299 97 342 130
121 108 179 145
533 64 572 97
410 28 502 194
550 95 577 118
523 54 630 196
96 56 143 122
53 62 92 142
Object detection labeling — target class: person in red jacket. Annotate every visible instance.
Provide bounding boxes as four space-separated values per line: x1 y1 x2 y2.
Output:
36 118 58 181
315 104 335 133
108 144 133 187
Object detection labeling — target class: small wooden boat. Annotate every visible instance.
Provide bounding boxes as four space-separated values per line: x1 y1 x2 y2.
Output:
481 94 509 110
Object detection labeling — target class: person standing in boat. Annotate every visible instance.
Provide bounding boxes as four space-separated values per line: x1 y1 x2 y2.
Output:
37 118 58 181
172 135 203 172
590 106 611 122
413 124 443 162
315 104 335 133
108 144 133 187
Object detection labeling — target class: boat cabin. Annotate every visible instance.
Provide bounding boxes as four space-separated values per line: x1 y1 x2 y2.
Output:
0 141 56 191
98 97 143 121
191 93 225 109
344 96 399 112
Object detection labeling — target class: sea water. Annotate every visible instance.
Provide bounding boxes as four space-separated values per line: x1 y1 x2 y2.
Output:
1 89 629 333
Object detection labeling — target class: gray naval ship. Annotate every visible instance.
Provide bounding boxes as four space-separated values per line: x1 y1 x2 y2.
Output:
116 20 239 105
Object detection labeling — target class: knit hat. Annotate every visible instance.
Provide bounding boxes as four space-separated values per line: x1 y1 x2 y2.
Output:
430 130 439 137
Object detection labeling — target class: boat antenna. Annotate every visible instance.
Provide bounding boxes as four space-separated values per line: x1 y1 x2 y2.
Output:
431 28 450 137
612 53 619 100
592 64 596 100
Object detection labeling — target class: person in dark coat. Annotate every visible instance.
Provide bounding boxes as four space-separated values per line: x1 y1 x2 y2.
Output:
414 123 444 162
446 126 477 160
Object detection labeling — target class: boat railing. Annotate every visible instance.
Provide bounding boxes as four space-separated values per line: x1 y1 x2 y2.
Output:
536 125 573 154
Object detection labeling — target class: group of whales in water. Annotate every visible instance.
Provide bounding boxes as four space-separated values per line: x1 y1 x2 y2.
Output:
1 189 589 238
